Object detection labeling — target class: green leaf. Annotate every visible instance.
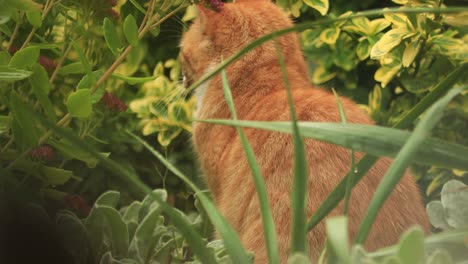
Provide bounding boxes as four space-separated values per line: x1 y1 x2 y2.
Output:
29 64 56 122
128 131 250 264
356 39 371 60
287 253 312 264
67 89 92 118
326 216 350 263
9 46 40 69
94 190 120 208
9 92 39 146
138 189 167 222
0 115 10 134
122 201 141 224
111 73 156 85
128 210 165 263
128 0 146 15
5 0 42 11
41 166 73 186
123 15 139 46
402 40 421 67
100 252 138 264
220 67 279 264
441 180 468 229
275 43 308 255
426 250 453 264
320 27 340 45
303 0 329 16
0 51 11 65
397 227 425 264
77 70 106 103
85 206 129 260
70 39 91 73
0 66 32 82
49 139 109 168
370 28 412 58
355 87 463 244
426 201 450 230
198 120 468 171
0 9 13 25
59 62 86 75
26 10 42 28
103 18 122 57
56 211 90 264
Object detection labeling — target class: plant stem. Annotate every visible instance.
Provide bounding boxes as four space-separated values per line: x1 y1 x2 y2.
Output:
138 0 156 32
20 0 56 49
7 12 24 51
49 43 73 84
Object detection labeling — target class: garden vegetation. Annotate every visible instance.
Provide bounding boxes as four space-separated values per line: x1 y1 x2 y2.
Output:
0 0 467 263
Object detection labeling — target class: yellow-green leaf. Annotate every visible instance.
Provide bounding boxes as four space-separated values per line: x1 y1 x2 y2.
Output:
374 65 401 87
67 89 92 118
356 39 371 60
384 13 410 28
370 28 411 58
157 126 182 147
402 40 421 67
369 18 391 34
312 65 336 84
319 27 340 45
303 0 329 16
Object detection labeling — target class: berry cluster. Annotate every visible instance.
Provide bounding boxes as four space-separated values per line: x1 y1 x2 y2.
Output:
101 92 128 112
31 145 55 162
64 195 91 216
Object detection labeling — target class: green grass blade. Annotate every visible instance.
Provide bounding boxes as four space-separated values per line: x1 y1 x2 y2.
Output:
305 64 468 231
394 63 468 128
332 89 356 215
197 119 468 171
274 42 308 254
127 132 251 264
186 7 468 95
25 107 218 264
153 194 218 264
220 69 280 264
354 87 464 244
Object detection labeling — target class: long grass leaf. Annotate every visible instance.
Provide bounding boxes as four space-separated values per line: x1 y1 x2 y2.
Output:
127 132 251 263
332 89 356 215
25 107 218 264
354 87 464 244
274 42 308 253
197 119 468 171
220 69 280 264
394 63 468 128
305 65 468 231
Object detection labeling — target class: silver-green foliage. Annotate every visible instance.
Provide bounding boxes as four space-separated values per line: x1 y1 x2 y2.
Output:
56 189 206 264
427 180 468 230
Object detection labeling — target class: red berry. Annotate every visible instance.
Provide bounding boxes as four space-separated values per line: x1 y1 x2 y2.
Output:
31 145 55 162
101 92 127 112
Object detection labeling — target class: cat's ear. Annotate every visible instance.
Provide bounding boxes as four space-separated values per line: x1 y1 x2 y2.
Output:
196 5 227 34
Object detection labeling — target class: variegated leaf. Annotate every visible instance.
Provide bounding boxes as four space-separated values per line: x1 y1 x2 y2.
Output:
303 0 329 16
370 28 412 58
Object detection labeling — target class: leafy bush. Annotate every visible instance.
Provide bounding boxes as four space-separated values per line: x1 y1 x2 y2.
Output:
1 0 468 263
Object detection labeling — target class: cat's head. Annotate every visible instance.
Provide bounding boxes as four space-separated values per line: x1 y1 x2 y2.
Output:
180 0 301 88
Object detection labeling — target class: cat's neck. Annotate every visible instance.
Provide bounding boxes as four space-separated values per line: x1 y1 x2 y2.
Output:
195 61 310 120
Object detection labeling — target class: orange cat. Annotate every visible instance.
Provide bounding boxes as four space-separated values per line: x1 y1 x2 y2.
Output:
180 0 429 262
